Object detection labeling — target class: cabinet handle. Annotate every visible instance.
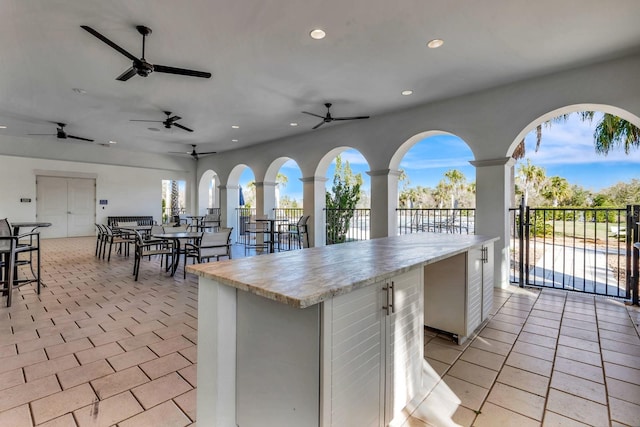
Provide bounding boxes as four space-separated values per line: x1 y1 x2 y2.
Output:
382 284 390 315
481 247 488 263
390 281 395 314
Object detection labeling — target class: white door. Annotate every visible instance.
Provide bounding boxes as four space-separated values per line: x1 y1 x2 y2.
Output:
37 176 95 238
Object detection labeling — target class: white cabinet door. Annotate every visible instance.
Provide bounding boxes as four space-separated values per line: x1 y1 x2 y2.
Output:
330 282 385 427
385 269 423 426
481 243 494 321
466 247 483 335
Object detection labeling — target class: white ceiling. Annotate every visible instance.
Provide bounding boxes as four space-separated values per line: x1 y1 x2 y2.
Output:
1 0 639 158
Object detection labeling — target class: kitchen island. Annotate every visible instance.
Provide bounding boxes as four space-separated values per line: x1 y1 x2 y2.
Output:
188 232 497 427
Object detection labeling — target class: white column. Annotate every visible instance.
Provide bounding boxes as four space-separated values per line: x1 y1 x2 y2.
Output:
255 181 277 217
368 169 401 238
470 157 514 289
219 185 239 241
301 176 328 247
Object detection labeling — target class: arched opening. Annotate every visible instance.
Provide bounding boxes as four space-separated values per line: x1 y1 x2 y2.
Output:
226 164 255 243
265 157 303 220
317 147 371 244
198 169 220 216
391 130 476 235
506 104 640 297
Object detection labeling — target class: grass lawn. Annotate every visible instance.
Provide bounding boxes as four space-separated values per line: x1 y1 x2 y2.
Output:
547 220 625 242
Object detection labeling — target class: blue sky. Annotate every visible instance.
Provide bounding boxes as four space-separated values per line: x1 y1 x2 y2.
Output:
240 113 639 203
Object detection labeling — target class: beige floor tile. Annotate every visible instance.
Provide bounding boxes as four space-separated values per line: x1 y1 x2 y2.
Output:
600 338 640 357
91 366 150 400
485 319 522 334
45 337 94 360
529 309 562 321
559 325 599 343
478 327 518 345
441 375 489 411
132 372 193 409
517 331 558 349
496 365 549 396
179 345 197 364
557 334 600 353
117 400 191 427
505 352 553 377
0 348 48 375
459 347 506 371
512 340 556 362
148 335 195 357
99 317 139 333
0 343 16 358
526 315 561 330
545 389 609 426
107 345 157 371
75 341 125 365
449 405 475 427
604 361 640 384
491 313 527 326
16 333 64 353
425 357 450 377
88 328 133 347
447 359 498 389
126 319 166 336
474 402 539 427
608 396 640 427
34 413 77 427
556 345 602 367
542 411 588 426
486 382 545 420
563 311 596 323
560 317 597 332
31 383 97 425
553 356 604 384
74 391 144 427
117 331 163 351
606 377 640 406
550 371 607 404
0 404 31 426
522 322 559 339
424 342 463 365
601 348 640 367
402 416 430 426
61 325 104 343
174 388 197 422
140 352 191 380
469 336 512 356
0 368 25 392
597 320 637 335
57 359 114 389
154 323 197 340
178 364 197 388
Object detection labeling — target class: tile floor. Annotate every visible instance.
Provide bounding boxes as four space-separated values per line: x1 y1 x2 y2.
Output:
1 237 639 426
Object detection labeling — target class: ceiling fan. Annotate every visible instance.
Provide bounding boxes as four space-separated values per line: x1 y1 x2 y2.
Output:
28 123 94 142
169 144 217 160
81 25 212 81
302 103 370 129
131 111 193 132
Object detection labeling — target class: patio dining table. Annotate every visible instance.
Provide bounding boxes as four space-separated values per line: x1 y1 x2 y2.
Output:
151 231 203 275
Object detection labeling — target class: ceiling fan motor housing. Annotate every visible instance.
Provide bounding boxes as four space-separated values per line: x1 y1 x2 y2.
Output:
134 59 154 77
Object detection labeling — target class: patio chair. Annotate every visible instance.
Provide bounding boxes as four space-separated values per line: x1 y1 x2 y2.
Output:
103 225 134 261
183 227 233 278
0 218 42 306
200 212 221 232
278 215 309 250
132 230 175 281
243 216 268 254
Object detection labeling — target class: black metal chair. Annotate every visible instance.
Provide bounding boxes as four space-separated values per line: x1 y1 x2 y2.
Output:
183 227 232 278
279 215 309 250
0 218 42 306
132 230 176 281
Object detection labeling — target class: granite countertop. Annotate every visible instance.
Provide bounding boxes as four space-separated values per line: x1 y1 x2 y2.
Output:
187 232 498 308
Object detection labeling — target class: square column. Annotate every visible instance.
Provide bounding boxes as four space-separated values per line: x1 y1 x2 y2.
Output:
470 157 514 289
218 185 239 241
367 169 401 238
301 176 328 247
255 181 277 217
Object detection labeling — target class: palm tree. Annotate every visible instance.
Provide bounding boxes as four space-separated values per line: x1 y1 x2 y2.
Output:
513 112 639 159
542 176 571 207
517 159 546 206
443 169 467 208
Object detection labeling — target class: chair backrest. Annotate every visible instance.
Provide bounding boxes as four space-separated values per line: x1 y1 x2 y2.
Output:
199 228 233 258
0 218 14 251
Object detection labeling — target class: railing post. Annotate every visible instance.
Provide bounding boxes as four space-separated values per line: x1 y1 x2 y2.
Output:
518 197 525 288
627 204 640 305
524 204 531 287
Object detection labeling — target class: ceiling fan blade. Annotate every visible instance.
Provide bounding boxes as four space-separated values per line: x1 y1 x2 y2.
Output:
166 115 181 122
153 64 211 78
81 26 137 61
67 135 95 142
301 111 325 119
197 151 217 155
130 119 163 122
27 133 57 136
168 151 191 155
312 121 326 130
333 116 370 121
172 123 193 132
116 67 137 81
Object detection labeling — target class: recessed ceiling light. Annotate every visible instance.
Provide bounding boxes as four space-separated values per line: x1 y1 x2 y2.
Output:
309 29 326 40
290 122 298 127
108 140 117 144
72 88 87 94
401 90 413 96
232 139 238 142
231 125 240 129
427 39 444 49
148 127 160 131
0 125 6 129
